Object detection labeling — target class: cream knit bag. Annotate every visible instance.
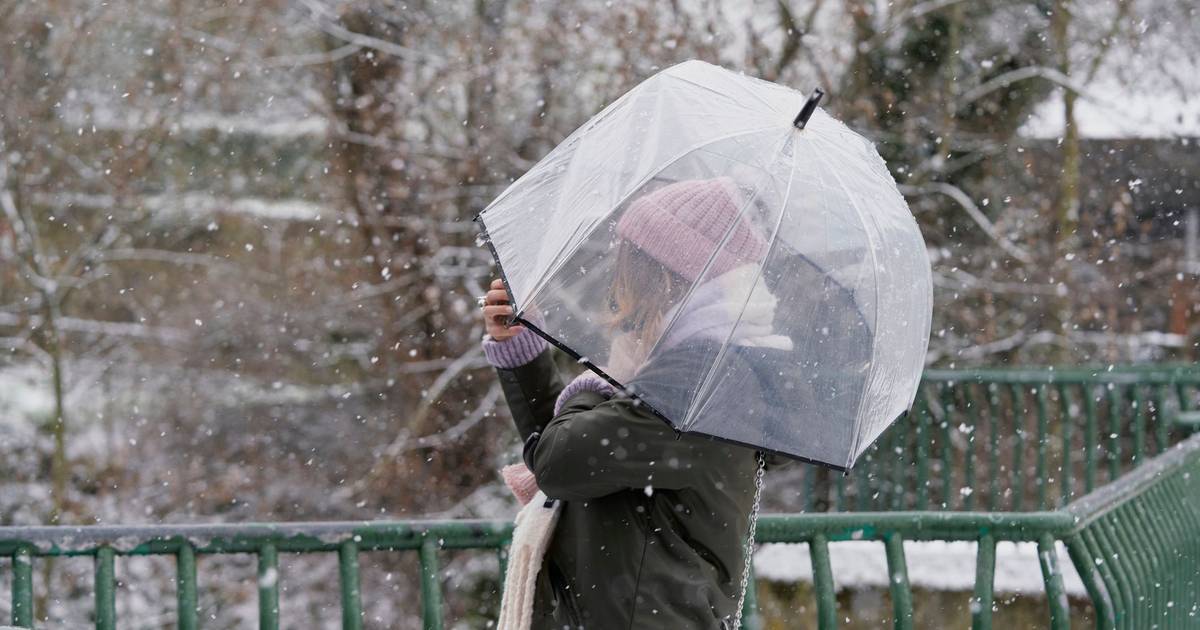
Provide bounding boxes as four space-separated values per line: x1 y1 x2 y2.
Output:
497 466 561 630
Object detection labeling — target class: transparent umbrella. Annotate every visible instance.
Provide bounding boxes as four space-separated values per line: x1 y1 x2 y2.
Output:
477 60 931 471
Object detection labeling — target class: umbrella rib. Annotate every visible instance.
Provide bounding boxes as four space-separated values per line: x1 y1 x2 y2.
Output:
809 133 885 468
516 125 784 318
683 135 801 433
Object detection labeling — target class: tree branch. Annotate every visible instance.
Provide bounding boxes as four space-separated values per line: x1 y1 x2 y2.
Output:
957 65 1098 111
901 182 1034 263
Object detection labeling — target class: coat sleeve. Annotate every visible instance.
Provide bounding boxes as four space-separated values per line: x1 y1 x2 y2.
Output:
526 390 716 501
494 349 565 442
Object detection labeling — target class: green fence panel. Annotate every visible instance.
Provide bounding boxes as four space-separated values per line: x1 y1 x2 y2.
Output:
828 366 1200 513
1065 432 1200 629
1 372 1198 630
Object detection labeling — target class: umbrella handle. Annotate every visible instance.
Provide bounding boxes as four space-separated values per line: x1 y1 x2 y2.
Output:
792 87 825 130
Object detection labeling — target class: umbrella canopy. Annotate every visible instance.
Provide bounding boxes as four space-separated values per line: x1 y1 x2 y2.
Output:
477 60 931 471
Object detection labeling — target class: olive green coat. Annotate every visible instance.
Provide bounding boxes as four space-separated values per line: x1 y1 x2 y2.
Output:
495 343 761 629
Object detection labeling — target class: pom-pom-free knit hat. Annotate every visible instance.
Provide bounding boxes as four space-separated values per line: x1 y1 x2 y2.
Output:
615 177 768 283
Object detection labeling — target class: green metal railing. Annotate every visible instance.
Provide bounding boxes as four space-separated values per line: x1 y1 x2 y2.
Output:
0 521 513 630
759 431 1200 629
804 366 1200 513
4 433 1198 629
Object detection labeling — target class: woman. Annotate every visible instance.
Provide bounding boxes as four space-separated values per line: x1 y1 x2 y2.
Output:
481 178 781 629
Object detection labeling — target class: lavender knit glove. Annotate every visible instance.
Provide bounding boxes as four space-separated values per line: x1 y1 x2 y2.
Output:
482 327 548 369
553 372 617 416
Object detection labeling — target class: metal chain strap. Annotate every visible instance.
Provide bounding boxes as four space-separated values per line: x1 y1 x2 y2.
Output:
732 452 766 630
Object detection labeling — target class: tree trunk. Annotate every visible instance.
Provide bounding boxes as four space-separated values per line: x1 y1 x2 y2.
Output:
1051 0 1079 247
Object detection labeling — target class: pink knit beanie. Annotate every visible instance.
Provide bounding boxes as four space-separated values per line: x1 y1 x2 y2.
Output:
615 177 767 282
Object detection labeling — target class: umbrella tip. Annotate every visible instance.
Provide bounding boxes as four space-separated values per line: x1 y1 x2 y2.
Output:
793 88 825 130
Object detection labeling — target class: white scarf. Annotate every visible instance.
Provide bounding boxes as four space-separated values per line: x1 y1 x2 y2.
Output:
496 491 561 630
660 265 794 353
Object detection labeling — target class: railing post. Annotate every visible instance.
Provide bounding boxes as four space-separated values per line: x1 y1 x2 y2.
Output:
1036 534 1069 630
95 546 116 630
258 543 279 630
915 391 929 510
883 533 913 630
987 384 1001 511
12 545 34 628
1152 384 1169 453
1083 384 1098 492
339 540 363 630
809 534 837 630
1035 385 1049 510
497 539 510 585
1106 386 1121 481
891 424 908 511
1056 383 1073 506
177 543 198 630
1009 384 1026 511
419 537 443 630
834 471 847 512
1131 386 1146 464
971 534 995 630
802 465 816 512
855 448 872 511
939 384 955 508
963 383 980 511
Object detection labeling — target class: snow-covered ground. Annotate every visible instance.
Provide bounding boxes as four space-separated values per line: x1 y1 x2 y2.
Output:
755 540 1085 597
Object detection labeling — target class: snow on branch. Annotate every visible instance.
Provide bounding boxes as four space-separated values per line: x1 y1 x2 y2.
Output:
297 0 442 62
98 248 276 283
957 65 1098 111
0 312 188 344
901 182 1034 263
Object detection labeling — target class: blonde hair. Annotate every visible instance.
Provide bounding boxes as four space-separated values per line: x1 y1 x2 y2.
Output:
608 240 688 342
